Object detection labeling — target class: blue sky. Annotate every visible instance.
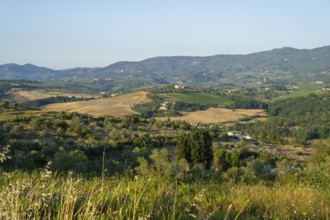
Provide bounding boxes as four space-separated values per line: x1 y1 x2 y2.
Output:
1 0 330 69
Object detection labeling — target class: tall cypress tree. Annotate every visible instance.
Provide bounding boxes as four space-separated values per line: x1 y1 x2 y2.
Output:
176 129 213 169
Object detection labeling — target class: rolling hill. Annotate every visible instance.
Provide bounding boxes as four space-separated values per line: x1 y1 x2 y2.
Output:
1 46 330 86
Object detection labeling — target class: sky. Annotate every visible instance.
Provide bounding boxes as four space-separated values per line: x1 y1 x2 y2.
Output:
1 0 330 69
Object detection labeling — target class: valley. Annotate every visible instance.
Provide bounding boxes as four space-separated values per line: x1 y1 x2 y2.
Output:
1 46 330 219
2 0 330 217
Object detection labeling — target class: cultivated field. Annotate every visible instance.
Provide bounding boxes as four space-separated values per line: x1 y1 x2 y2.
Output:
162 107 266 124
43 91 150 116
15 90 98 101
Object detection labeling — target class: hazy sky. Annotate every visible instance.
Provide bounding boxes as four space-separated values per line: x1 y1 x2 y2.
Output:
1 0 330 69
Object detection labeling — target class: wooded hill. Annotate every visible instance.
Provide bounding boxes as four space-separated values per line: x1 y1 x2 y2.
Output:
1 46 330 88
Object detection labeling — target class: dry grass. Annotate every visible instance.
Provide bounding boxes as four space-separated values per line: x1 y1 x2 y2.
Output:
15 90 97 101
1 171 329 219
231 184 329 219
43 91 150 117
162 108 266 124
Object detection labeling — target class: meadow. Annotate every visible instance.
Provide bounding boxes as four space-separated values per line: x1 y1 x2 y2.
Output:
273 82 327 100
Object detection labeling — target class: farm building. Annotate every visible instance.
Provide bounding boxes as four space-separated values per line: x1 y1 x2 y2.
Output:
227 131 252 140
174 82 184 89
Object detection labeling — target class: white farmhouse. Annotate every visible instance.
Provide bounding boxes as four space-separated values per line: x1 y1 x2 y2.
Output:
227 131 252 140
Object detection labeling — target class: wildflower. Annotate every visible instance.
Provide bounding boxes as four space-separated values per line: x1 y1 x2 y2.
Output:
138 214 151 220
188 213 197 218
0 145 11 163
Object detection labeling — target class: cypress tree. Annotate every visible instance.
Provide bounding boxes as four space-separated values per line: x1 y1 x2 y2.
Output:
176 129 213 169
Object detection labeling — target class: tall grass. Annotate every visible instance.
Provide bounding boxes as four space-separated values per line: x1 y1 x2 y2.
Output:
0 171 329 219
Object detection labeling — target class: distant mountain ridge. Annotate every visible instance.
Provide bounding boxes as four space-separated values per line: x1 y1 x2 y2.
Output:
1 46 330 85
0 63 57 81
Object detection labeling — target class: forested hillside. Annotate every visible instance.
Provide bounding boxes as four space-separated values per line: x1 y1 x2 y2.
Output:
244 93 330 144
1 46 330 89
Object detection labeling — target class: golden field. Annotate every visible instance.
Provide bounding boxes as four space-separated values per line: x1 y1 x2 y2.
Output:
162 107 266 124
43 91 150 116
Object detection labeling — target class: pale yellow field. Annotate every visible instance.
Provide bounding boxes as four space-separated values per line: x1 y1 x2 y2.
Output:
15 90 98 101
162 108 267 124
43 91 150 117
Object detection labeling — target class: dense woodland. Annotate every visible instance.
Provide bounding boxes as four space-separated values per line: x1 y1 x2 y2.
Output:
243 93 330 144
2 47 330 89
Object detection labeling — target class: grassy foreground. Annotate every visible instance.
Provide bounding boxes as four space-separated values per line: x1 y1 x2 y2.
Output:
1 170 329 220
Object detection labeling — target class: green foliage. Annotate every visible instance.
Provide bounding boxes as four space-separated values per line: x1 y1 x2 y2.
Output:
213 149 230 172
245 93 330 144
176 129 213 169
268 93 330 117
22 96 94 109
176 133 191 163
0 100 9 108
149 148 173 176
160 93 232 106
133 137 147 148
308 139 330 165
229 98 268 109
226 150 239 167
